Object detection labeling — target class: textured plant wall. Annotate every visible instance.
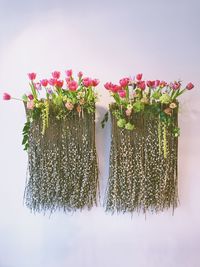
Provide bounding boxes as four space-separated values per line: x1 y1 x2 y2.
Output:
105 105 178 214
24 108 99 213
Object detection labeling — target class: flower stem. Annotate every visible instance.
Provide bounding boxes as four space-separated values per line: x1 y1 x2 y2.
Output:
12 97 23 101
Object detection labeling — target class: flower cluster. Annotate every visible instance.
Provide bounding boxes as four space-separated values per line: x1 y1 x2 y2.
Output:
3 70 99 150
25 70 99 113
103 73 194 134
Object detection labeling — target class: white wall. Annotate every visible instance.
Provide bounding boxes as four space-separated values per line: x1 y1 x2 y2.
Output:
0 0 200 267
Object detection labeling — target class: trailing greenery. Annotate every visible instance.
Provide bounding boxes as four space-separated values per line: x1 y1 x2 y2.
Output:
22 120 31 151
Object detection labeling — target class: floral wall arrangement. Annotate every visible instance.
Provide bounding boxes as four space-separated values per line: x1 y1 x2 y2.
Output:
3 70 99 213
102 74 194 214
3 70 195 215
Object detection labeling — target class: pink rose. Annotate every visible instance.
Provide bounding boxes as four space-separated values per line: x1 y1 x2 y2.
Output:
40 79 48 87
118 90 126 98
82 77 92 87
126 108 132 116
78 71 83 78
3 92 11 100
186 82 194 90
48 78 57 86
28 93 34 100
65 102 74 110
52 71 60 79
68 80 78 91
28 72 36 81
56 80 64 88
136 73 143 81
119 77 130 88
92 79 100 87
65 69 73 77
27 100 35 110
137 81 146 90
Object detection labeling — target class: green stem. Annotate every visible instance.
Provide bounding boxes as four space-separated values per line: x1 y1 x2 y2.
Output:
12 97 23 101
125 85 129 101
30 82 37 99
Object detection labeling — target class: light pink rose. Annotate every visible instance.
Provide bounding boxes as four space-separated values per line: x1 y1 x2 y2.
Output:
27 100 35 110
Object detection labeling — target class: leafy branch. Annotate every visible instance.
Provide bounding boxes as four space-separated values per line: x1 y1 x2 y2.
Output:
22 120 31 151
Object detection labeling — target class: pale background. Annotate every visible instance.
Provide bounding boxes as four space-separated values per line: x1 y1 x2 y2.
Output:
0 0 200 267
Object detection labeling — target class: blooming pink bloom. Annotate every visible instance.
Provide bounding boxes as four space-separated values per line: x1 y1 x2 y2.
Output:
136 73 143 81
186 82 194 90
40 79 48 87
78 71 83 78
56 80 64 88
155 80 160 87
28 93 34 100
118 90 126 98
104 82 113 90
65 77 71 84
137 81 146 90
34 82 42 91
68 80 78 91
52 71 60 79
28 72 36 80
111 84 121 93
119 77 130 88
82 77 93 87
126 109 132 116
65 69 73 77
171 81 181 90
92 79 100 87
3 92 11 100
147 80 155 87
48 78 57 86
27 100 35 110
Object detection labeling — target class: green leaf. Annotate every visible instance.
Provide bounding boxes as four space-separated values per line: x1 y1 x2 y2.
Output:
101 112 109 128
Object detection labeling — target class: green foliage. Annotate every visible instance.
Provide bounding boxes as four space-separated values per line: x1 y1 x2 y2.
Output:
133 101 144 112
159 93 171 104
22 120 30 151
152 91 161 100
101 112 109 128
173 127 180 137
41 101 49 135
125 122 135 130
112 109 123 120
117 118 126 128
